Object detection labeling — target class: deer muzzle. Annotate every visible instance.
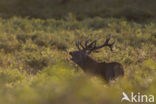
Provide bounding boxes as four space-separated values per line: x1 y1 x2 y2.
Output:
69 52 73 60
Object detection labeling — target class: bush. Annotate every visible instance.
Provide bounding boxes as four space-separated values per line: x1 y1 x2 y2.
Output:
0 17 155 104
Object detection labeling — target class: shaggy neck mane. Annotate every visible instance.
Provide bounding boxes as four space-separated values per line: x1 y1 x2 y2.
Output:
79 55 98 72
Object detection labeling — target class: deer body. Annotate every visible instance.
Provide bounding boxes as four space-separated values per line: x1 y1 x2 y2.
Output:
69 35 124 82
70 51 124 82
99 62 124 81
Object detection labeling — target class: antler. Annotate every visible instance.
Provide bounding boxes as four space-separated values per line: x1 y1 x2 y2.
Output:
75 35 115 54
84 38 98 50
90 35 115 52
75 40 85 50
75 38 97 51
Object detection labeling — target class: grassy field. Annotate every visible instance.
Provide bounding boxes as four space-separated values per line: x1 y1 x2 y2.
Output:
0 17 155 104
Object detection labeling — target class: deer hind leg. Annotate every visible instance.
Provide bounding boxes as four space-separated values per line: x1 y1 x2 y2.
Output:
104 69 115 82
113 64 124 78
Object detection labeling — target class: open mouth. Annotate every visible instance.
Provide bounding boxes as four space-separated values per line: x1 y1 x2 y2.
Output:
69 54 73 60
69 55 73 60
70 57 73 60
69 52 73 60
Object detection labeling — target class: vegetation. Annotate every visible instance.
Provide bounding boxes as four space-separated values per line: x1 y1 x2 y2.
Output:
0 0 156 20
0 17 155 104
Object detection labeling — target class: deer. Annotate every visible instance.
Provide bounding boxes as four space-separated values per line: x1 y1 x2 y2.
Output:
69 35 124 82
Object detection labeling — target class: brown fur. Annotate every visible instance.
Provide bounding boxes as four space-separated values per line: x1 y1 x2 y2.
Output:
69 51 124 82
70 35 124 82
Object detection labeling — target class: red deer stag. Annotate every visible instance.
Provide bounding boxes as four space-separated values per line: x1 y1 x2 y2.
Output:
69 35 124 82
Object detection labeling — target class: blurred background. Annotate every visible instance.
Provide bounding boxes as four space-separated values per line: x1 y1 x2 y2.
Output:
0 0 156 20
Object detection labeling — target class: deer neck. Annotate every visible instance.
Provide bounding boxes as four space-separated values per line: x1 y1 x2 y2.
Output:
80 56 98 73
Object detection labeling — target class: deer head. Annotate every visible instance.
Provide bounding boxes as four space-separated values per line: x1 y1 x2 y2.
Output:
69 35 115 67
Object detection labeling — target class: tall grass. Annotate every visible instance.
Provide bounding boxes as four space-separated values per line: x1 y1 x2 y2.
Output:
0 17 155 104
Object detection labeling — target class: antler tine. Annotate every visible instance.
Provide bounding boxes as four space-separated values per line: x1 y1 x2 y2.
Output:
104 34 115 51
86 38 98 49
85 38 90 47
105 34 112 45
109 41 115 51
91 35 115 51
75 40 81 50
75 40 85 50
79 40 85 49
